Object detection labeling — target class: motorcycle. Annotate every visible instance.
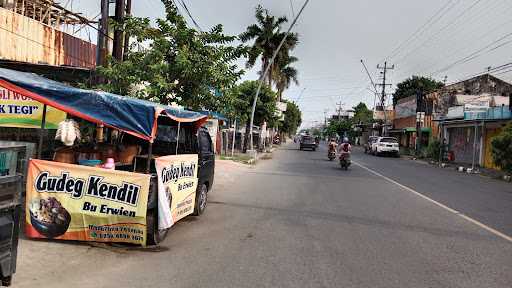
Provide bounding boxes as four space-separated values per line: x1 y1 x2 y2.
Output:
339 153 351 170
328 150 336 161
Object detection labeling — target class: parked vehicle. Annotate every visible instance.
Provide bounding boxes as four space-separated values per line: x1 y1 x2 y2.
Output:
364 136 378 154
371 137 399 157
147 125 215 244
299 135 316 151
273 134 281 145
0 68 214 248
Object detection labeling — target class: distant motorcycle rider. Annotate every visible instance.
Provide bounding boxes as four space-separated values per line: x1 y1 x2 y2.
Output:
328 138 338 153
338 137 351 158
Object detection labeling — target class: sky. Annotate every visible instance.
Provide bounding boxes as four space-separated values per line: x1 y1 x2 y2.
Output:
69 0 512 128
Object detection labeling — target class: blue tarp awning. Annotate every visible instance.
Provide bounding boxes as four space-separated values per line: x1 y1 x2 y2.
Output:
198 110 229 122
0 68 207 141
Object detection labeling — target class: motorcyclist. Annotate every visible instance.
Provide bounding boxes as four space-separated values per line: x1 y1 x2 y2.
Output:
338 137 351 160
328 138 337 159
328 138 337 152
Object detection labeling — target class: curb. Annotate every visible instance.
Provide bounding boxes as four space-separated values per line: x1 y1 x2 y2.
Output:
404 156 512 183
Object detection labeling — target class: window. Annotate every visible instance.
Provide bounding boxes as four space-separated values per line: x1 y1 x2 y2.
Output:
380 137 398 143
199 131 213 154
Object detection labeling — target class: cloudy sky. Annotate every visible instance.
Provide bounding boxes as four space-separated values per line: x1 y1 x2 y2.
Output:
70 0 512 128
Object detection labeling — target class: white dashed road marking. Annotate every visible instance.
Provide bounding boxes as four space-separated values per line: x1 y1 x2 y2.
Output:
353 161 512 243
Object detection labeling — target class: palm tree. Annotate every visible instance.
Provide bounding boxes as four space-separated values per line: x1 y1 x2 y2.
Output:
274 54 299 101
240 5 298 87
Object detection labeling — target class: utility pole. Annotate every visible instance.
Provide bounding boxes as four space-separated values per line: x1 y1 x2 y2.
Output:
376 61 394 136
96 0 109 67
112 0 125 61
123 0 132 60
336 101 344 120
415 90 425 156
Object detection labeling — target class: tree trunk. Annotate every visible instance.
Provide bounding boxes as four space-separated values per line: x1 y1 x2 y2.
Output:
243 120 251 153
268 65 272 88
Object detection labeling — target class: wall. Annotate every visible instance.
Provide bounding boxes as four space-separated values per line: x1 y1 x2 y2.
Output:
446 74 512 96
483 126 502 170
395 96 417 119
446 126 482 165
430 74 512 116
0 7 96 68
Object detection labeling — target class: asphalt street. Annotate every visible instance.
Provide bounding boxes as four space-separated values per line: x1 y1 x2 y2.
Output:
15 142 512 288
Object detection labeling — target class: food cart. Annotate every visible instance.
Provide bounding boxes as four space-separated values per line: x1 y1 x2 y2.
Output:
0 68 209 247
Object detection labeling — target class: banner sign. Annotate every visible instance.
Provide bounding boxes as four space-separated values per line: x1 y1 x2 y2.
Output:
0 87 66 129
155 154 198 230
26 159 151 245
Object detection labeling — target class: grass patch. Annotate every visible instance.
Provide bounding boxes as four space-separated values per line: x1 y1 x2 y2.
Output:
259 153 273 160
219 154 253 164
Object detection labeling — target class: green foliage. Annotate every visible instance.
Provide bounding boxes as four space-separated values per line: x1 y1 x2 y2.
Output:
92 1 247 112
352 102 373 124
240 5 298 87
227 81 278 126
274 55 299 100
425 139 441 160
325 120 354 139
309 127 322 137
491 123 512 173
281 101 302 135
393 76 444 106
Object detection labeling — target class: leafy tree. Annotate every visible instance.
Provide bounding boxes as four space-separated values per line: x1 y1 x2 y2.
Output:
239 5 298 87
352 102 373 124
93 1 247 112
491 122 512 173
325 119 354 139
393 76 444 106
228 81 278 151
281 100 302 135
274 55 299 101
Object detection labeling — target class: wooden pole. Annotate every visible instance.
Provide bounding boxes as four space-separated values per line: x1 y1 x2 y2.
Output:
37 105 47 159
112 0 125 61
231 119 236 157
146 142 152 174
123 0 132 60
175 121 181 155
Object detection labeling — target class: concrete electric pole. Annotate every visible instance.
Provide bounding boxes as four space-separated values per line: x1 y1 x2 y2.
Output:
376 61 394 136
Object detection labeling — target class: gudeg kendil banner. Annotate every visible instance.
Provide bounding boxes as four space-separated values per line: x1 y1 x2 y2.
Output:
155 154 199 230
26 159 151 245
0 87 66 129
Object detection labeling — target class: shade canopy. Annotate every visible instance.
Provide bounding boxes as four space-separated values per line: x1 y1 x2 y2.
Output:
0 68 207 141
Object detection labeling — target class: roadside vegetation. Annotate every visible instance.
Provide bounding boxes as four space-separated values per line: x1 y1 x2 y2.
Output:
82 2 303 151
491 122 512 173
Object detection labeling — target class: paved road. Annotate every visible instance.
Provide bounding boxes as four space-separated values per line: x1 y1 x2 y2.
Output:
351 145 512 238
15 143 512 288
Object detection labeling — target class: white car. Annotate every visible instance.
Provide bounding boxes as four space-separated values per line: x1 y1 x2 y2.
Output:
371 137 399 157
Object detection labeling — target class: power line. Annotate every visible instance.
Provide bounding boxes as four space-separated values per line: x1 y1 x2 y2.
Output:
384 0 458 62
413 3 512 77
394 0 484 65
493 68 512 76
289 0 296 17
176 0 202 31
397 0 508 77
432 30 512 76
